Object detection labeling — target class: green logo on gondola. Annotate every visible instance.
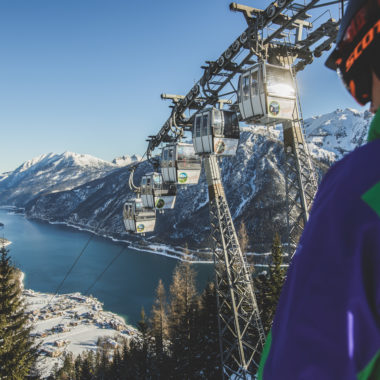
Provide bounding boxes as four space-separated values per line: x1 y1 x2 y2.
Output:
269 101 280 116
215 141 226 154
179 172 188 183
137 224 145 233
156 198 165 209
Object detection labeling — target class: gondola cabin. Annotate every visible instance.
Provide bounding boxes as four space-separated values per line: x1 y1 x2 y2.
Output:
192 108 239 156
238 62 297 125
141 172 176 210
161 143 202 185
123 199 156 234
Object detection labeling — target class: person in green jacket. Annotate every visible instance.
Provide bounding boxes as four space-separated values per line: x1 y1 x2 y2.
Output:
258 0 380 378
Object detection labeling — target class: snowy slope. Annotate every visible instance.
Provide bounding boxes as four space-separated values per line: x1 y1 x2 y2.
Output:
0 152 118 206
0 172 10 182
305 108 372 163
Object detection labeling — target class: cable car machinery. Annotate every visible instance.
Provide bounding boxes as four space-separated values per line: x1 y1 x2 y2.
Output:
143 0 342 378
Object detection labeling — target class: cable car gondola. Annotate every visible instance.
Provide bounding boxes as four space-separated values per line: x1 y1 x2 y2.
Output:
123 199 156 234
141 172 176 210
192 108 239 156
161 143 202 185
238 62 297 125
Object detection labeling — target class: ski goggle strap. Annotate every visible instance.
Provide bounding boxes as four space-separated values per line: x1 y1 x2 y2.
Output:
339 17 379 105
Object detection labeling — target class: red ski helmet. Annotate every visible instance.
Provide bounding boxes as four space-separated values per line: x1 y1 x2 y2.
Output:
325 0 380 105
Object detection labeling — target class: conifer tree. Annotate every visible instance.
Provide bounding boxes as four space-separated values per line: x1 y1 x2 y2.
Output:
239 221 256 274
267 233 286 309
0 245 37 379
150 279 168 358
138 307 150 355
128 307 151 379
254 232 286 335
150 279 170 378
96 347 110 380
54 352 74 379
120 341 132 379
168 258 199 378
194 282 221 379
79 351 94 380
109 349 122 380
74 354 82 380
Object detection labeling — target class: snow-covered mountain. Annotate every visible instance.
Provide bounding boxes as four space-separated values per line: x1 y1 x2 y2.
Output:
0 172 10 182
305 108 372 163
0 152 118 206
112 154 142 166
5 108 374 253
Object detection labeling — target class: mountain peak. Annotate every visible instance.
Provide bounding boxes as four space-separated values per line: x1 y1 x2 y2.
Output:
305 108 371 163
58 151 115 168
0 152 118 206
112 154 142 166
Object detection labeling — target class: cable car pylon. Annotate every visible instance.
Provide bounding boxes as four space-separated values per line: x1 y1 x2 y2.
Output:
191 107 265 377
204 153 265 378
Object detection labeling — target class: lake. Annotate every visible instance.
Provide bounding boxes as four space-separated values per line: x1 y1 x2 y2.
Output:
0 208 214 325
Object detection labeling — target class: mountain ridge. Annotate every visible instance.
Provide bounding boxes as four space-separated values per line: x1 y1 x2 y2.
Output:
1 108 373 255
0 151 118 206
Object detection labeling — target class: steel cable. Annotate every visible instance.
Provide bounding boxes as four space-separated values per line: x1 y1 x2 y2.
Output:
84 245 126 295
46 233 94 306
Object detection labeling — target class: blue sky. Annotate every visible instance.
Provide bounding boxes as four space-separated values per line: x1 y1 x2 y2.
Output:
0 0 366 173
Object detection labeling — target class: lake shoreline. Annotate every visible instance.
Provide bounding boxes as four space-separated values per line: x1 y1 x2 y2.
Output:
0 207 215 327
0 206 214 263
0 206 273 265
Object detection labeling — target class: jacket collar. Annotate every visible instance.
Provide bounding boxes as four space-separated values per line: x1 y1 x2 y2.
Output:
368 108 380 142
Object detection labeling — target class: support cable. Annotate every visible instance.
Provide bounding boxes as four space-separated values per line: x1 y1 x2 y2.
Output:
47 233 94 306
84 245 126 295
43 244 128 332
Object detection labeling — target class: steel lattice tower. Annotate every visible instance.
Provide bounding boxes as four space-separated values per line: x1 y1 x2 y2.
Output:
204 154 265 379
282 88 318 256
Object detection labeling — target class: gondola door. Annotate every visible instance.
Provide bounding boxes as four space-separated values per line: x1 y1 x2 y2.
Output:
239 71 253 120
201 111 213 153
141 175 155 209
123 202 133 232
